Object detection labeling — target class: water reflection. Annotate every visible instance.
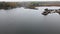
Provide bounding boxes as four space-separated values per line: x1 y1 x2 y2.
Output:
0 7 60 34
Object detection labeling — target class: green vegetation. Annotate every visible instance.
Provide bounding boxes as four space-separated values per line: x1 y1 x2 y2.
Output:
0 2 17 10
30 2 40 6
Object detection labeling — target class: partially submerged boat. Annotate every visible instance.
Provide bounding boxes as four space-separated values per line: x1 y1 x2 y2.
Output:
42 8 60 16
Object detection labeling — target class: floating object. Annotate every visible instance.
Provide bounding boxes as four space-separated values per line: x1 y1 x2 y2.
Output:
42 8 60 16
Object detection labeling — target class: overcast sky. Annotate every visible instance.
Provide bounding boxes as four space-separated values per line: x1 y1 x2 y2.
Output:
0 0 60 2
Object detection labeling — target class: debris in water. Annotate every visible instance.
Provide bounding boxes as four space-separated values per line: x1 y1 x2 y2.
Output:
42 8 60 16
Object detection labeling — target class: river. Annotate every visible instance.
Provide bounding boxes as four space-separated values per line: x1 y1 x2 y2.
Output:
0 7 60 34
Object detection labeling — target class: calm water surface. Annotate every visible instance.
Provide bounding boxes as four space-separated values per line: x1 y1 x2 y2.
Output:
0 7 60 34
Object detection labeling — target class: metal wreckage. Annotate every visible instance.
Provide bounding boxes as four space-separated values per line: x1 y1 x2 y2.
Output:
42 8 60 16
